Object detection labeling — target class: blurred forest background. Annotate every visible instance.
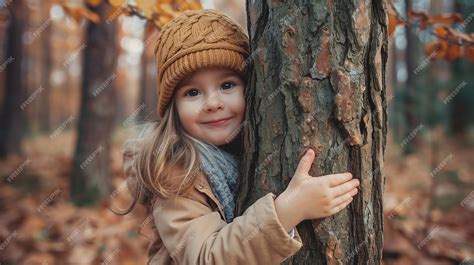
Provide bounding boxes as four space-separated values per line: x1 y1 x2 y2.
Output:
0 0 473 264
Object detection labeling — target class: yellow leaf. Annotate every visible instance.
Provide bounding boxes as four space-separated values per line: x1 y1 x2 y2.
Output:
152 14 173 28
61 5 101 24
136 0 158 19
179 1 202 11
189 1 202 10
158 3 181 18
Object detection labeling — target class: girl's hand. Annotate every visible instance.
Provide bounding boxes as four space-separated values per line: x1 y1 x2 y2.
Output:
275 149 359 231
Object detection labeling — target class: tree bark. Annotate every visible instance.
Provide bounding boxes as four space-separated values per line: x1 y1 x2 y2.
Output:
0 0 27 157
236 1 388 264
71 2 118 205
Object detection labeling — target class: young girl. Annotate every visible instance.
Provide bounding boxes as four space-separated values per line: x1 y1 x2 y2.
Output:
121 9 360 265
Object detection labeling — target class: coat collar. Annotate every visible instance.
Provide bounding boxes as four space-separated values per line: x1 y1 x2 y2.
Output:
194 174 227 223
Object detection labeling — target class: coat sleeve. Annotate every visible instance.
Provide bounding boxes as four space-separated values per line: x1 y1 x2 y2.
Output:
153 192 303 265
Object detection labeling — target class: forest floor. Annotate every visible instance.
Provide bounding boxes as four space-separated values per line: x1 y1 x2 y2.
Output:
383 129 474 265
0 128 473 265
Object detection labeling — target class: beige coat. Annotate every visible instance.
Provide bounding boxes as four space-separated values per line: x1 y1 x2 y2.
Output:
123 138 303 265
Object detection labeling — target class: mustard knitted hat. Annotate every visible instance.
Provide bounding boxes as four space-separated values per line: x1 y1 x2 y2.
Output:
154 9 250 118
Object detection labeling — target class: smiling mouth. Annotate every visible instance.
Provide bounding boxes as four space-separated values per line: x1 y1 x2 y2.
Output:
202 117 233 126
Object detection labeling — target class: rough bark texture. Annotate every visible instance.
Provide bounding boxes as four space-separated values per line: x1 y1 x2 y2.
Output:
236 1 388 264
71 2 118 205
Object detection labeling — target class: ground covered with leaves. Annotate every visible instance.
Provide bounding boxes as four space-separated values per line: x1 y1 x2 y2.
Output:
0 129 473 264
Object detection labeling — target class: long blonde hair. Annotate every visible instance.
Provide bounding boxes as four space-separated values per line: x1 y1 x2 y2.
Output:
115 99 206 215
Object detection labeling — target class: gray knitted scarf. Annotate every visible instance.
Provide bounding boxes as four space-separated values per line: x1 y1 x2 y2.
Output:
194 140 239 223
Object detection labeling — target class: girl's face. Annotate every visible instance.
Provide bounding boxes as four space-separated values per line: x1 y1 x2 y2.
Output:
174 67 246 146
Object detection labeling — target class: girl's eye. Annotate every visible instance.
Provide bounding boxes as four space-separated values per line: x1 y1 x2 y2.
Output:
184 89 200 97
221 81 236 90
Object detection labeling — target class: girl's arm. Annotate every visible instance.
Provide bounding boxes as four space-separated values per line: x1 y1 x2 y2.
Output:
153 191 302 265
122 135 300 264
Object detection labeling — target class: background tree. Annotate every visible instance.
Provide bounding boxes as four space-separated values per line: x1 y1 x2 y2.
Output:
449 1 474 138
138 21 158 122
403 0 420 153
0 0 28 157
70 1 119 205
64 0 202 205
38 1 53 132
236 1 388 264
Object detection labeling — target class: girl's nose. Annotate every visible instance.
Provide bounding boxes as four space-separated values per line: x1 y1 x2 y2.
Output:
203 91 224 112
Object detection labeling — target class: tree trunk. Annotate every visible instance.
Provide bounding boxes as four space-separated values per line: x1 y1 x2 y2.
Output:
0 0 27 157
402 0 419 153
138 22 158 122
71 2 118 205
236 1 388 264
38 2 52 132
449 1 473 138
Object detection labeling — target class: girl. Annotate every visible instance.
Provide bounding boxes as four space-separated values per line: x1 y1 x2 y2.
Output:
120 9 360 265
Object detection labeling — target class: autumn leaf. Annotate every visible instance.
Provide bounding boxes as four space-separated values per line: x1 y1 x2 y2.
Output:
158 3 182 18
434 25 449 38
61 5 101 24
388 9 404 37
135 0 159 19
407 10 429 30
176 0 202 11
446 44 462 61
154 14 174 28
465 46 474 62
425 40 448 60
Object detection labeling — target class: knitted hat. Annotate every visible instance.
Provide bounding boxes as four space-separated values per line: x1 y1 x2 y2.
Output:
154 9 250 118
